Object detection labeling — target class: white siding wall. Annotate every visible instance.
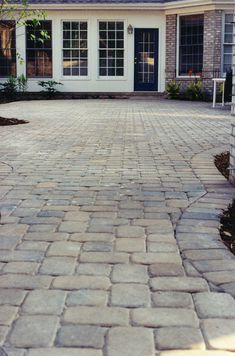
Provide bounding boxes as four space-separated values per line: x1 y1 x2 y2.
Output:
12 10 166 93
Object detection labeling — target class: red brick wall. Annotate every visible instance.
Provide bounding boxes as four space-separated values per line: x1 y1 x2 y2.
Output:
165 10 223 97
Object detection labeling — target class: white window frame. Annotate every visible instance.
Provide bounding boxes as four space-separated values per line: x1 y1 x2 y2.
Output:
61 19 90 80
222 12 235 76
176 13 204 78
97 19 127 81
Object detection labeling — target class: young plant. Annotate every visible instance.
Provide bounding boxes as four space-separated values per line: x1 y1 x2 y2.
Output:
17 74 28 93
0 76 18 100
38 80 63 98
166 80 181 99
185 79 203 101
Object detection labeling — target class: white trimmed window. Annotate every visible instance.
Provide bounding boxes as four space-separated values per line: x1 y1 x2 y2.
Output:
99 21 124 77
62 21 88 76
223 13 234 74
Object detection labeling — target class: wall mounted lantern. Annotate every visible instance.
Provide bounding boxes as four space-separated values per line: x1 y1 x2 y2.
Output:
127 24 133 35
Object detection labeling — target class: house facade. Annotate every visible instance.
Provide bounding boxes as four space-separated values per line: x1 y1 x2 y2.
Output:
230 13 235 185
0 0 234 94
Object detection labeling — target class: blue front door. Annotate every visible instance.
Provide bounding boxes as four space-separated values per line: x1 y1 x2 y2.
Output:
134 28 159 91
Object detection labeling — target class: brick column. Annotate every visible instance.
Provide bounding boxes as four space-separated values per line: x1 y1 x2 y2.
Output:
165 14 177 85
203 10 223 95
229 14 235 185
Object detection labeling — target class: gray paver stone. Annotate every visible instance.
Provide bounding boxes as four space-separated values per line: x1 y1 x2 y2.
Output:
107 327 155 356
152 292 193 308
66 290 108 306
111 264 148 283
56 324 106 348
22 290 66 315
111 283 150 307
201 319 235 350
150 277 209 292
155 327 205 350
9 315 59 347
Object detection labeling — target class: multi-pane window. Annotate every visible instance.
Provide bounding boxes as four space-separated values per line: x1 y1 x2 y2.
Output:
63 21 88 76
26 20 52 78
179 14 204 76
0 21 16 77
99 21 124 77
223 13 234 73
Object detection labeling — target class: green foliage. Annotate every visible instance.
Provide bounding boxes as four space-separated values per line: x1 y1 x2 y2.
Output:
166 80 181 99
0 76 18 100
185 79 203 101
0 75 28 100
38 80 63 98
17 74 28 93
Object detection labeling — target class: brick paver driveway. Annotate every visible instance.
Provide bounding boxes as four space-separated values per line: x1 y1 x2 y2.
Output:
0 99 235 356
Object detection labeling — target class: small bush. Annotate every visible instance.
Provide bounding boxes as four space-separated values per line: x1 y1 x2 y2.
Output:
185 79 203 101
166 80 181 99
38 80 63 98
0 76 18 100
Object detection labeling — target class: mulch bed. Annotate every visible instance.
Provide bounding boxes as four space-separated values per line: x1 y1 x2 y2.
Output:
214 151 235 254
0 117 29 126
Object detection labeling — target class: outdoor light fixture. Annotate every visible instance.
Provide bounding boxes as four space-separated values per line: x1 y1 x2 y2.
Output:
127 24 133 34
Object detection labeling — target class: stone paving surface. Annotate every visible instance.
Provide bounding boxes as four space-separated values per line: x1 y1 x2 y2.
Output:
0 99 234 355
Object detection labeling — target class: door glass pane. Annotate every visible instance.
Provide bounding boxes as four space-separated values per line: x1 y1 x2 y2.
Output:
137 31 155 83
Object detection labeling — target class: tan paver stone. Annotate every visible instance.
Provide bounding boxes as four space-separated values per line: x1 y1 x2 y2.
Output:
56 325 106 348
77 263 111 276
4 262 38 274
116 225 145 238
131 308 199 327
71 233 114 242
132 253 181 264
184 249 233 260
9 315 59 347
53 275 110 290
150 277 209 292
0 274 52 289
111 264 148 283
0 289 26 305
0 305 18 325
64 306 129 326
39 257 76 275
152 292 193 308
158 351 234 356
27 349 103 356
149 263 184 276
80 252 129 264
203 271 235 284
107 327 155 356
155 327 205 350
111 283 150 307
0 326 8 345
46 241 81 257
147 242 178 253
23 233 68 242
201 319 235 350
66 290 108 306
115 238 145 252
194 292 235 318
64 211 90 221
58 221 87 233
22 290 66 315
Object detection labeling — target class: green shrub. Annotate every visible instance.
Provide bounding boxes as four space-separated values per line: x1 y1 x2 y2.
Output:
166 80 181 99
38 80 63 98
0 76 18 100
185 79 203 101
17 74 28 94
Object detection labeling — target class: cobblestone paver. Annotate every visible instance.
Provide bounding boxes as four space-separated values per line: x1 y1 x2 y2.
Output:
0 99 235 355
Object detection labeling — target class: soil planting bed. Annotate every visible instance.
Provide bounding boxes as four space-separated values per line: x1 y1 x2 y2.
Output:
215 151 235 255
